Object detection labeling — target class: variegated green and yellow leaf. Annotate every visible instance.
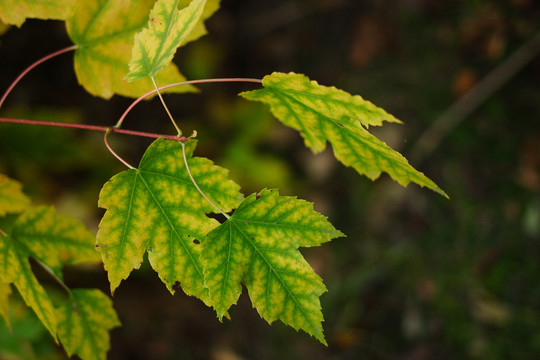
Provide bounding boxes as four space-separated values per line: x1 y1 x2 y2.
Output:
57 289 120 360
97 138 243 301
66 0 196 99
179 0 219 45
0 280 11 327
0 174 30 216
0 233 58 340
126 0 207 81
202 189 343 344
0 0 73 27
241 72 447 197
11 206 100 279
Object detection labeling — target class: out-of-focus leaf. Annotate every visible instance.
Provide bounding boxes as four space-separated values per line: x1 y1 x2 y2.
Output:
0 0 72 27
57 289 120 360
11 206 100 279
66 0 196 98
202 189 344 344
0 174 30 216
126 0 207 81
0 206 100 340
0 233 58 339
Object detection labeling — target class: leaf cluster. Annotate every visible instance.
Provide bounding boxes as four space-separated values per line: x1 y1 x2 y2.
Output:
0 175 120 360
0 0 447 356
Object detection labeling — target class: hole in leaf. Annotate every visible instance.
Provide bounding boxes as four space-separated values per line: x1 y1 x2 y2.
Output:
208 213 228 223
193 239 200 245
256 195 261 200
172 281 181 292
148 246 153 252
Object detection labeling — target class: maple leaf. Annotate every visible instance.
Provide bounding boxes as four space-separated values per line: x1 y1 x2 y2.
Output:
202 189 344 344
0 0 72 27
126 0 207 82
66 0 196 99
0 174 30 216
0 206 99 339
96 138 243 301
57 289 120 360
241 72 448 198
10 206 101 278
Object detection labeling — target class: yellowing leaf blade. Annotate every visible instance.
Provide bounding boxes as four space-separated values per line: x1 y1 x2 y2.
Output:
67 0 196 98
0 234 57 340
202 189 343 344
241 72 447 197
126 0 207 81
11 206 100 278
0 0 73 27
325 120 447 197
0 174 30 216
57 289 120 360
179 0 219 45
97 138 243 301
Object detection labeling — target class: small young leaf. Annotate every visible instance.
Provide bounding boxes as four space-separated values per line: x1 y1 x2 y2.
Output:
97 138 243 300
126 0 207 81
202 189 344 344
0 280 11 327
66 0 196 98
57 289 121 360
0 174 30 216
0 233 58 340
0 0 73 27
240 72 447 197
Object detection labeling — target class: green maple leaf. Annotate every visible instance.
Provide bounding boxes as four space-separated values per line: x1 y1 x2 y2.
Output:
202 189 344 344
66 0 197 99
96 138 243 301
0 0 73 27
0 206 99 339
126 0 207 81
57 289 120 360
241 72 448 198
0 174 30 216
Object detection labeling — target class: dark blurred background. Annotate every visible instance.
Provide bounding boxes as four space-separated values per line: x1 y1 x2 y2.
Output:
1 0 539 359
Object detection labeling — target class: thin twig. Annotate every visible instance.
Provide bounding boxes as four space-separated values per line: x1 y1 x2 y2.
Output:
0 227 7 237
181 142 230 219
0 45 78 109
151 76 182 136
0 117 188 142
116 77 262 128
410 30 540 164
104 129 135 169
